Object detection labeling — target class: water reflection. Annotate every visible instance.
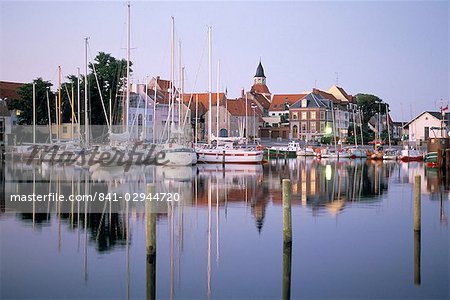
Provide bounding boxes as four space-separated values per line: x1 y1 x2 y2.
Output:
1 158 449 299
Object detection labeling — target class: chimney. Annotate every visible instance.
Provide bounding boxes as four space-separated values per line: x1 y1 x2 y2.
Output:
241 88 245 98
312 88 319 94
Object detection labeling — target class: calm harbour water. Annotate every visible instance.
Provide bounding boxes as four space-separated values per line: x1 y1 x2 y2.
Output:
1 158 449 299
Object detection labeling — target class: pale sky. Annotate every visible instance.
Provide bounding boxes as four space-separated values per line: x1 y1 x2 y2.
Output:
0 1 448 120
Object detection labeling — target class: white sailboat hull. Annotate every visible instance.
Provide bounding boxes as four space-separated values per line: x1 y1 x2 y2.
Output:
196 148 263 164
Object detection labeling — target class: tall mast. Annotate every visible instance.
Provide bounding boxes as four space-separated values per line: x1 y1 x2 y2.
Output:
195 94 198 145
178 40 182 127
71 84 74 140
216 60 220 138
153 86 157 143
386 104 391 148
352 108 357 147
359 109 364 146
144 76 148 140
84 37 89 146
126 2 131 133
208 26 212 144
58 66 61 141
46 88 52 143
55 95 59 142
32 81 36 144
331 102 337 149
245 93 248 143
77 67 81 140
170 17 175 128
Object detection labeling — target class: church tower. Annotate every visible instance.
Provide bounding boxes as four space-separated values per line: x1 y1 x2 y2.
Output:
254 61 266 85
250 60 270 96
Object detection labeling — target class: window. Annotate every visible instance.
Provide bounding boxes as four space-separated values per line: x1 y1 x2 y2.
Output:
292 112 298 120
310 111 316 120
273 104 277 108
301 122 307 132
301 99 308 108
272 113 275 116
320 111 325 120
63 126 67 133
310 122 316 132
320 122 325 132
292 125 298 138
301 111 307 120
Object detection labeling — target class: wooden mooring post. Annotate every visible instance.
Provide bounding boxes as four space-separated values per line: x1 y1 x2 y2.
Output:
414 175 421 232
282 179 292 300
413 175 421 285
146 183 156 300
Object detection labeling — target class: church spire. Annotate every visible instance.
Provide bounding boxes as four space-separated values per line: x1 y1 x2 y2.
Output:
255 60 265 78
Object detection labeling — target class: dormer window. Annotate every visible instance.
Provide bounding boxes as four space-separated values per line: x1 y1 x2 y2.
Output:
301 99 308 108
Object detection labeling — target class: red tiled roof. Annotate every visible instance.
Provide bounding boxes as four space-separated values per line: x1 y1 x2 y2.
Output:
251 92 271 109
182 93 225 109
270 94 306 111
251 83 270 94
226 98 264 120
0 81 24 101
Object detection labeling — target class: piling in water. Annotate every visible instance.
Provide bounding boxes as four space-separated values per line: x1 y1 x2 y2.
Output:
282 179 292 300
146 184 156 300
414 230 421 285
414 175 421 232
282 179 292 244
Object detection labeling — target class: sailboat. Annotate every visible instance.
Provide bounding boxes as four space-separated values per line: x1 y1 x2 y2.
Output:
383 105 398 160
195 27 263 164
158 17 196 166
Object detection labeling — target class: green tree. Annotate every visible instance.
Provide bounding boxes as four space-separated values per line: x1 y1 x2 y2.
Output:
9 78 55 125
87 52 130 125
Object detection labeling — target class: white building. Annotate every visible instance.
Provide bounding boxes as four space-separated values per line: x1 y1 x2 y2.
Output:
405 111 449 142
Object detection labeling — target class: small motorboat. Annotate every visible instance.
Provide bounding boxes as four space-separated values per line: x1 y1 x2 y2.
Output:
399 146 423 162
383 148 398 160
297 147 316 157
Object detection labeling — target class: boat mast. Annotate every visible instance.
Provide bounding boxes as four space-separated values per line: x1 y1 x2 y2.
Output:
153 86 157 143
352 108 357 147
170 17 175 130
126 2 131 134
58 66 61 142
84 37 89 146
144 76 148 141
178 40 182 128
46 88 52 143
77 67 81 140
32 81 36 144
359 108 364 146
331 102 337 149
216 60 220 138
386 104 392 148
245 93 248 143
208 26 212 144
195 94 198 145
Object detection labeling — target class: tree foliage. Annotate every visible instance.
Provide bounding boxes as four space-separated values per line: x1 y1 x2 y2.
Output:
9 78 55 125
10 52 131 127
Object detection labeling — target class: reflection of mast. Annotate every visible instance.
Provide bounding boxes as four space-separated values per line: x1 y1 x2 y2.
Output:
207 177 212 298
126 198 130 300
32 167 35 229
169 198 174 300
84 172 88 283
146 184 156 300
216 179 219 265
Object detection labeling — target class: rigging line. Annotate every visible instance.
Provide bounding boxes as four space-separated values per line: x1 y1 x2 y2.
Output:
88 43 111 129
60 69 78 125
182 30 208 128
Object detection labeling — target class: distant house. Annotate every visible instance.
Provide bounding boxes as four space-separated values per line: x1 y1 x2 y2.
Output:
289 91 334 141
0 81 24 145
266 94 306 126
404 111 449 142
